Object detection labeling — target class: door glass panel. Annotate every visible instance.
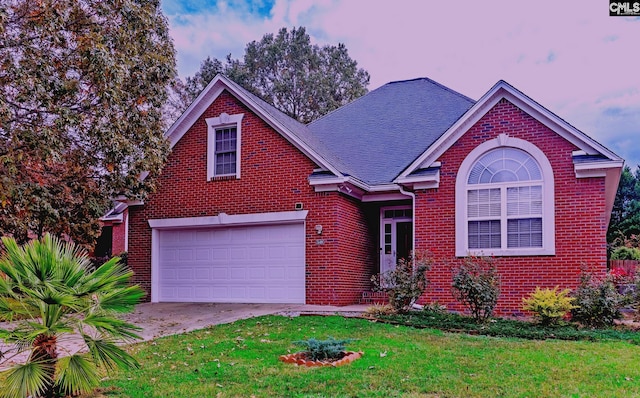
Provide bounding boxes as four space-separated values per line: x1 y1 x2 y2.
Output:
396 222 412 261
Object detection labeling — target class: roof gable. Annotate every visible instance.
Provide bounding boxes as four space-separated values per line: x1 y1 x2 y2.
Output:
164 74 345 177
399 80 623 179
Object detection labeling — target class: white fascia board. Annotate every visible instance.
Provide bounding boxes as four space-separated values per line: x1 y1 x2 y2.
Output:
367 183 402 192
362 192 414 202
309 178 365 200
148 210 309 230
413 180 440 190
395 171 440 185
165 78 226 148
308 176 348 186
312 183 341 192
100 213 123 223
399 81 623 178
574 159 624 179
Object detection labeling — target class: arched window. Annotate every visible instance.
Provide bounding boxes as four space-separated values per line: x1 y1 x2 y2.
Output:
455 135 555 256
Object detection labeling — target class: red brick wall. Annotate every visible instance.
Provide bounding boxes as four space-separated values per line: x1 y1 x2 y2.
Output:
128 90 372 304
111 209 127 255
415 99 607 315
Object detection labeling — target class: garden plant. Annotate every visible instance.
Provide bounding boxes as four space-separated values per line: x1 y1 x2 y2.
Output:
0 235 144 398
292 337 357 361
371 251 432 313
522 286 577 326
570 271 623 327
451 256 501 322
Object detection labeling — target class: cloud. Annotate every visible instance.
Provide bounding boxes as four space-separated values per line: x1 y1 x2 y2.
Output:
162 0 640 168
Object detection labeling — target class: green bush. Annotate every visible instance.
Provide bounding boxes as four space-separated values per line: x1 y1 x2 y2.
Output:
610 246 640 260
372 251 432 313
522 286 577 326
451 256 501 322
293 337 356 361
570 272 623 327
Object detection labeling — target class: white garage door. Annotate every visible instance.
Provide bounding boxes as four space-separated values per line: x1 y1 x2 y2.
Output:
157 223 305 303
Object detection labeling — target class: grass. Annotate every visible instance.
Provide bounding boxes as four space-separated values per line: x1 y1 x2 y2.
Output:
93 314 640 397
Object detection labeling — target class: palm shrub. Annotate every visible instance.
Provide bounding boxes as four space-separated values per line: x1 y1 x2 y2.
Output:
451 256 501 322
570 271 623 327
371 251 432 313
0 234 144 398
522 286 577 326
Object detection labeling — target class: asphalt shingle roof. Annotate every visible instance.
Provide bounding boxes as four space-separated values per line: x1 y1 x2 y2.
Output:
226 76 476 185
223 78 354 175
307 78 475 184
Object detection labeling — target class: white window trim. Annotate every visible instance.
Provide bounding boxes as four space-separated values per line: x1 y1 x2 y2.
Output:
206 112 244 180
455 134 555 257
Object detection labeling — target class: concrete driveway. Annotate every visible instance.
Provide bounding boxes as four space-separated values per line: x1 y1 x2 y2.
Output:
1 303 366 370
122 302 308 340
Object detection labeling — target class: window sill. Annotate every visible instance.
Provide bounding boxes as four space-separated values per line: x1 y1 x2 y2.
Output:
210 175 239 181
456 248 556 257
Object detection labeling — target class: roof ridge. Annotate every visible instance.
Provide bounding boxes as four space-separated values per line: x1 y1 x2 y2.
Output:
388 77 476 104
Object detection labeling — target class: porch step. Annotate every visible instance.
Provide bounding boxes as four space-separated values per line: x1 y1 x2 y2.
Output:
360 291 389 305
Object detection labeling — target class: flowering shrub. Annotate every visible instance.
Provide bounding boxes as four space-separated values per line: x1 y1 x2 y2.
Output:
609 267 634 286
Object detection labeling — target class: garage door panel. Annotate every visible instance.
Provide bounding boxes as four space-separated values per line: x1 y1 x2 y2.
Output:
195 248 209 261
194 268 210 279
249 267 266 279
229 247 245 260
178 249 193 261
177 268 194 280
160 268 177 280
194 286 210 299
268 267 285 279
211 267 227 279
287 245 305 258
157 222 305 303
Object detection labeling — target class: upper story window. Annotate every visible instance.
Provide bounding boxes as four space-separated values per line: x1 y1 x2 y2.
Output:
455 135 555 256
205 112 244 180
214 126 237 175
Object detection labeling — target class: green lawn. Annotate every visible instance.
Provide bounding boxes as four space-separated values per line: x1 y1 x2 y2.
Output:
97 315 640 397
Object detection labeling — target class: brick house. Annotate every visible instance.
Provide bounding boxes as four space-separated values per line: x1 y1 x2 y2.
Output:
117 74 622 314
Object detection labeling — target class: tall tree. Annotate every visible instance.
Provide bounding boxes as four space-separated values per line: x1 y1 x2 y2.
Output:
608 165 640 248
0 0 177 246
185 27 370 123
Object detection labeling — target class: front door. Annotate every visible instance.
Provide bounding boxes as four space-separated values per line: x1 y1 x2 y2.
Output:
380 207 413 275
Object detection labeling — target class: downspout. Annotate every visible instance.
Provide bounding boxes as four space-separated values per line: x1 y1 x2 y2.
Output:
398 185 416 258
399 185 423 310
124 208 129 253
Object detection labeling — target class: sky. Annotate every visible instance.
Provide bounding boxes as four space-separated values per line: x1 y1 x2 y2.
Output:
161 0 640 169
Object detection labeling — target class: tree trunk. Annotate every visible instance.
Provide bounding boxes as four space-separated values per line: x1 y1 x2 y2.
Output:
30 334 58 398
